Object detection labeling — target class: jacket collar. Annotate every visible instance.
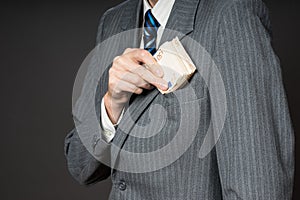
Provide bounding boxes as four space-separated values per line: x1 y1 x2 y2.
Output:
120 0 200 39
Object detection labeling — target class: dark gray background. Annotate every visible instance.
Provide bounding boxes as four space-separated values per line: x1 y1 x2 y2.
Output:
0 0 299 199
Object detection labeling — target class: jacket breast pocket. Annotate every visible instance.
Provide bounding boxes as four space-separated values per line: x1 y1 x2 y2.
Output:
154 70 208 108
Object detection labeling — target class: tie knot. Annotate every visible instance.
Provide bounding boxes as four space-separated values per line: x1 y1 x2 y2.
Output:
144 9 160 28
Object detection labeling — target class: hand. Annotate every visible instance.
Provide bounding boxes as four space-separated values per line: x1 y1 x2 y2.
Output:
104 48 168 124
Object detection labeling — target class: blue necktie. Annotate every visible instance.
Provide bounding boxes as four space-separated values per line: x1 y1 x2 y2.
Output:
144 9 160 55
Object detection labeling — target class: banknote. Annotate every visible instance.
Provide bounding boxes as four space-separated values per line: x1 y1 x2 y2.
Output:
153 37 197 94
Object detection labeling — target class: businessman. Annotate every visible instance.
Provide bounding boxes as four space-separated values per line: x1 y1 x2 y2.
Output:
65 0 295 199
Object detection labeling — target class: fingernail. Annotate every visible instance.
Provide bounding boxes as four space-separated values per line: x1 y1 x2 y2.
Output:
156 69 163 77
160 82 168 90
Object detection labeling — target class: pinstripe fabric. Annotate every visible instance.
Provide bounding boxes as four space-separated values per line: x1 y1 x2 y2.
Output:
64 0 294 199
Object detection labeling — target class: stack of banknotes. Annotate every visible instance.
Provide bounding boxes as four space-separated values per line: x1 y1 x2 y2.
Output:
153 37 196 94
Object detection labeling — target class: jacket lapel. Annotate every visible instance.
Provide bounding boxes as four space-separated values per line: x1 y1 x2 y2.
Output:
112 0 200 169
110 0 144 169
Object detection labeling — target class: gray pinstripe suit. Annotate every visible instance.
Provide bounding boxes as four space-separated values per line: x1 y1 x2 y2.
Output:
64 0 295 199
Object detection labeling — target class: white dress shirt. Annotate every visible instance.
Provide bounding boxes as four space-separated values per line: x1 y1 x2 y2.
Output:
101 0 175 142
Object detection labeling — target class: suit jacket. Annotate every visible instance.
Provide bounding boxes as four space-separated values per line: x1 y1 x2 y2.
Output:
64 0 294 199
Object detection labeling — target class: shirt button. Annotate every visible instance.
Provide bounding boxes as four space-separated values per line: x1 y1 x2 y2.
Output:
118 181 127 191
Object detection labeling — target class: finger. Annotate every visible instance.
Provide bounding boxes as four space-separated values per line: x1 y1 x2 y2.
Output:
113 79 143 95
119 49 164 77
143 63 164 78
113 56 141 71
131 66 168 91
134 50 164 78
134 49 157 64
123 48 135 54
113 56 168 91
116 72 153 90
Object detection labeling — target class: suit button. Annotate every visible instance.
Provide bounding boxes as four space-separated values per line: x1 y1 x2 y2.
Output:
118 181 126 191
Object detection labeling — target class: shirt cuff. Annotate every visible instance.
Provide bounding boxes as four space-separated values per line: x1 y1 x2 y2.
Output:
100 97 124 143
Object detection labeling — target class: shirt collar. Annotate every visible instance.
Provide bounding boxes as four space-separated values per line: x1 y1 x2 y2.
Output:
143 0 175 28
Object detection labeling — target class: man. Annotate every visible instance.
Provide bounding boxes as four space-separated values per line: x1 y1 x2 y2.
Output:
65 0 294 199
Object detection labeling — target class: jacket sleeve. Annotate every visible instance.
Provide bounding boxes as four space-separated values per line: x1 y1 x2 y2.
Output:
214 0 294 199
64 12 112 186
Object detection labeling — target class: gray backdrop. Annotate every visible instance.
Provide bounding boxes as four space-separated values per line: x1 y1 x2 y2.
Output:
0 0 299 199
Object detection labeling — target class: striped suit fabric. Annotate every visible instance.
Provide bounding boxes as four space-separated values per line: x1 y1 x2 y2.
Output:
64 0 294 199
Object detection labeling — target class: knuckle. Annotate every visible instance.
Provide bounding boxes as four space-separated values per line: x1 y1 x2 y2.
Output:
124 48 132 53
114 89 121 95
108 76 116 85
109 68 117 77
108 81 115 90
114 58 122 66
139 49 147 57
113 56 120 63
114 59 127 70
109 67 114 74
